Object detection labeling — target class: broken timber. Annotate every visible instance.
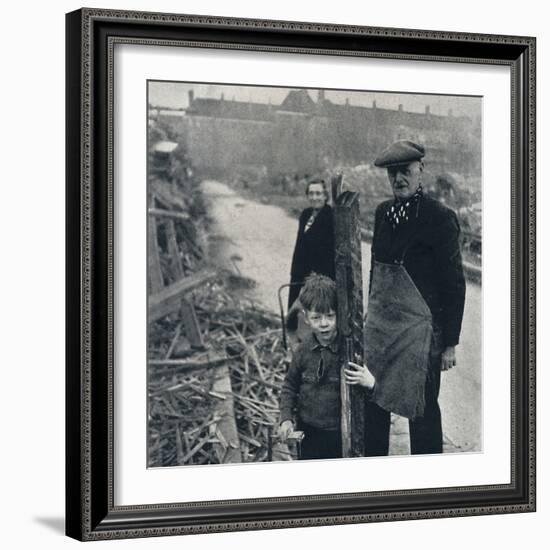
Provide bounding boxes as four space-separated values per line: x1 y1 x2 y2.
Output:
147 174 242 465
148 268 217 323
150 178 188 211
333 174 365 458
148 354 230 375
163 219 205 348
211 366 242 463
148 195 165 293
148 208 190 222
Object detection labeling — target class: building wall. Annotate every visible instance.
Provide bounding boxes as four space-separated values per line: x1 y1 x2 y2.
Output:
161 100 482 182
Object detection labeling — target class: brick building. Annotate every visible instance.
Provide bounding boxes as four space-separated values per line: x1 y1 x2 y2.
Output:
155 88 481 182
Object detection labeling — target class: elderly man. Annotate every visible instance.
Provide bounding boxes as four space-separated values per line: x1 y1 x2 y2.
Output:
364 140 466 455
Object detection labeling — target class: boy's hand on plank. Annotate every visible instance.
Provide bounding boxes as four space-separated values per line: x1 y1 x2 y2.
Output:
344 361 375 389
277 420 294 442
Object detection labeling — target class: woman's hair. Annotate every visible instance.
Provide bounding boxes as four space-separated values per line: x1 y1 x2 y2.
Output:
299 273 337 313
305 178 328 198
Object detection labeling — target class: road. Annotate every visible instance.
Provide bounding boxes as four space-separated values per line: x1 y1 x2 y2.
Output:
202 180 481 454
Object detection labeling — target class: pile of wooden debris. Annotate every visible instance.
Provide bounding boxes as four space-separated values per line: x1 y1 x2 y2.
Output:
147 138 288 468
148 281 288 467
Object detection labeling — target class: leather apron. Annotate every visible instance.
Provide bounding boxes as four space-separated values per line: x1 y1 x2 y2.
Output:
365 258 433 419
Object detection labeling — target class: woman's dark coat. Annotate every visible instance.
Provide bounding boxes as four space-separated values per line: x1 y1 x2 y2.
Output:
288 204 336 315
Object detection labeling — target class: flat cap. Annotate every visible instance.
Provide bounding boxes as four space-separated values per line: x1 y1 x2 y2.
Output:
374 140 425 168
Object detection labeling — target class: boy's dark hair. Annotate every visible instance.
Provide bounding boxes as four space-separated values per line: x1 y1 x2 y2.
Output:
299 273 337 313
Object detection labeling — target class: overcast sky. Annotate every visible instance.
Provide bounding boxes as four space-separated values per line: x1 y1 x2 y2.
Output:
149 81 481 119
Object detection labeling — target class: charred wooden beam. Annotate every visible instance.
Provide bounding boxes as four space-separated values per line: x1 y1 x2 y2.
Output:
333 185 365 458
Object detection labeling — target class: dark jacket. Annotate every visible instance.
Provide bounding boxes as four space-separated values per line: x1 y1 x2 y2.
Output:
288 204 336 310
370 195 466 347
279 332 341 430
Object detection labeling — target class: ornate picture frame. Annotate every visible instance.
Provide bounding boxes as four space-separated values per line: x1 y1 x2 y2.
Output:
65 8 536 541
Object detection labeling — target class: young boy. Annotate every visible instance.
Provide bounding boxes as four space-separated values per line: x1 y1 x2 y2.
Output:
278 273 374 459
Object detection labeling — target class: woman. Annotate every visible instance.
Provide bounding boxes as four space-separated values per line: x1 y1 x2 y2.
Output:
287 178 336 331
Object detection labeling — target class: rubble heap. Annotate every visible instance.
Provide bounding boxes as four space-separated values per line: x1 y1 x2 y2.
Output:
147 130 287 468
148 282 288 467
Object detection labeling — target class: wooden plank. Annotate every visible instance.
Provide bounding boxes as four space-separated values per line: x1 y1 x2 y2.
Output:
334 189 365 458
150 178 187 211
148 354 229 372
148 208 190 222
148 268 217 322
211 366 242 463
181 299 204 348
148 196 164 293
331 173 344 205
165 323 183 359
165 219 184 280
147 195 167 471
165 219 205 348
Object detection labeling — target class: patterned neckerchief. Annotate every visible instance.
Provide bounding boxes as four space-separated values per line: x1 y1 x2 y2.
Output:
385 187 423 229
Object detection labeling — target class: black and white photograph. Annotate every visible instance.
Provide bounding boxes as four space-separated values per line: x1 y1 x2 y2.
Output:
2 0 544 545
147 81 482 467
60 3 536 543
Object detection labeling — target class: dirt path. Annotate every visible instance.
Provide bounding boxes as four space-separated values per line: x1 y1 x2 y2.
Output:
202 180 482 455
